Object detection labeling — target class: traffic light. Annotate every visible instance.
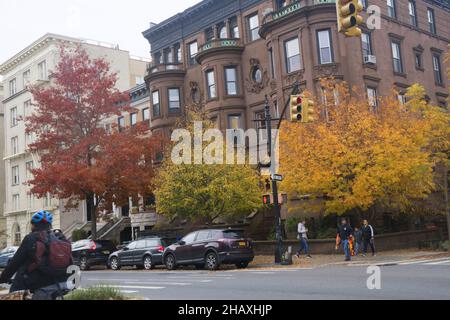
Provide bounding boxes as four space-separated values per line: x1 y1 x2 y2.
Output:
290 95 303 122
336 0 363 37
263 194 272 205
301 97 315 123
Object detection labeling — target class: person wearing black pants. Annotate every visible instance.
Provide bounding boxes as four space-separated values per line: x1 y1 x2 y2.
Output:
361 220 376 257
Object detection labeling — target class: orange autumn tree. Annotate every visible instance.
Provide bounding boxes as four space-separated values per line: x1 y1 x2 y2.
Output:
280 79 449 219
26 46 161 238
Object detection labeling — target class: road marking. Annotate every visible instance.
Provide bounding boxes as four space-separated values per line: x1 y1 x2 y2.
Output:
423 259 450 266
399 258 450 265
112 285 165 290
120 290 139 294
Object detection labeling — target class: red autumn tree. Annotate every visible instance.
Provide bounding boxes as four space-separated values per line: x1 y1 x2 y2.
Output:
26 46 161 239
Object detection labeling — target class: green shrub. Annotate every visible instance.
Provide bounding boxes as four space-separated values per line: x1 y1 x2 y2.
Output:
286 216 302 233
316 228 337 240
71 229 88 242
65 286 125 301
439 241 450 252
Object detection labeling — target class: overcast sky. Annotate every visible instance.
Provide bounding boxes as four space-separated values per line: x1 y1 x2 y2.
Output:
0 0 201 63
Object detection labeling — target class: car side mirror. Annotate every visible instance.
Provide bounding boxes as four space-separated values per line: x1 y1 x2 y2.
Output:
178 241 186 246
123 247 129 251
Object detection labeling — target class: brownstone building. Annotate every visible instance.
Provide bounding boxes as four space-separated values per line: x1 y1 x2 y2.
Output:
141 0 449 137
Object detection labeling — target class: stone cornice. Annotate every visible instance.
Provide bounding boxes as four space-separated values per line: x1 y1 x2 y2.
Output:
0 33 82 76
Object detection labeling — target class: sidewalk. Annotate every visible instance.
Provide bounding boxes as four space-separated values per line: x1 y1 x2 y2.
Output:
249 249 450 270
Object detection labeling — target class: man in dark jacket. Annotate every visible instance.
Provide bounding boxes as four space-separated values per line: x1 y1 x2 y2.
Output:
361 220 376 257
337 218 353 261
0 211 70 297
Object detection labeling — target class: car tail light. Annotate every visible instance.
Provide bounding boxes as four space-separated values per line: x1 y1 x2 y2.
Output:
157 246 165 253
89 242 97 252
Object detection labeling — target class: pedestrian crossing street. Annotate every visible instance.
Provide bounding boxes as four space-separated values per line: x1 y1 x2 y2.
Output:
82 268 304 295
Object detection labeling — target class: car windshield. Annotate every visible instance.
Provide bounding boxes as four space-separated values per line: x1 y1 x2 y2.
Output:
223 230 244 239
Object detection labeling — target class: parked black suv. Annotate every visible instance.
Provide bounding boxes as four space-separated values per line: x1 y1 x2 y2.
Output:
163 229 254 271
72 240 117 271
108 237 168 270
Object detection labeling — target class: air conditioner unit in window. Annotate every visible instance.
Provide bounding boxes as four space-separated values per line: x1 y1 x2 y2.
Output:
364 55 377 64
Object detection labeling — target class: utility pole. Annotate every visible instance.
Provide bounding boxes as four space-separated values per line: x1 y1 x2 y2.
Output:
264 96 283 264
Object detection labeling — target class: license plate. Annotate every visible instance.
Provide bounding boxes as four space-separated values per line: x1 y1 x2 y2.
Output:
102 251 110 255
239 242 247 247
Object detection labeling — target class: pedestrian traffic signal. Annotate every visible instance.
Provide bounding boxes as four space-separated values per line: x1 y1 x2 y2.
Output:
263 194 272 205
301 97 315 123
290 95 303 122
336 0 363 37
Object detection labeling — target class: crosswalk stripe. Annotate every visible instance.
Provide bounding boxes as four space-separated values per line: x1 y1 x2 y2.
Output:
423 260 450 266
112 285 165 290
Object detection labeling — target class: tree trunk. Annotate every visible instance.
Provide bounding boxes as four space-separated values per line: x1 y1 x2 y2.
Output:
87 193 97 240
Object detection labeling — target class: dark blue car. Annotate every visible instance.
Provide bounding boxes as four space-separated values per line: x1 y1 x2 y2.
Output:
0 247 19 268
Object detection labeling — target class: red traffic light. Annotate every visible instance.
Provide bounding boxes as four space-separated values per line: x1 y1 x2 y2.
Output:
263 195 272 205
297 97 303 104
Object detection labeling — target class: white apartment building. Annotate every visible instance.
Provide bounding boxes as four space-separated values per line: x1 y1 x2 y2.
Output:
0 33 148 246
0 82 6 248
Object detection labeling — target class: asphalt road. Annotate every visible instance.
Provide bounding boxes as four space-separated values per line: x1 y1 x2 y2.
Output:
80 258 450 300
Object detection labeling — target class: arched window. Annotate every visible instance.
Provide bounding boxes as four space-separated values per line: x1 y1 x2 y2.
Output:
219 25 227 39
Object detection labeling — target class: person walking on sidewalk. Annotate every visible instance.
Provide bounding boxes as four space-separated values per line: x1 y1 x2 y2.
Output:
337 218 353 261
354 227 363 256
296 219 312 259
362 220 376 257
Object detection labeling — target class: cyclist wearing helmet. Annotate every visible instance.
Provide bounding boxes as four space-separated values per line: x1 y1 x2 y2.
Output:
0 211 71 297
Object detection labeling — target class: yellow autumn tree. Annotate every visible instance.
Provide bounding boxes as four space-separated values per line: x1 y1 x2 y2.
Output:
154 106 262 224
280 79 449 217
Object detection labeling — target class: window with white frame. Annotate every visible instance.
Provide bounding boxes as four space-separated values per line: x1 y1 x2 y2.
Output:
367 87 378 107
188 41 198 66
285 38 302 73
398 94 407 105
228 114 242 130
168 88 181 111
23 69 31 87
27 194 34 210
387 0 396 18
361 32 373 58
10 107 18 127
38 61 47 80
225 67 238 96
12 166 20 186
24 100 32 118
11 136 19 155
9 78 17 96
12 194 20 211
130 113 138 126
391 41 403 73
427 8 436 34
152 90 161 117
26 161 34 180
317 29 333 64
206 70 217 99
247 13 260 41
433 54 442 85
408 1 417 27
143 108 150 121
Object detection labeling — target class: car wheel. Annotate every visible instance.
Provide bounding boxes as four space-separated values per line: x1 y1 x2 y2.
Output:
236 262 249 269
205 252 219 271
110 257 120 271
165 254 177 271
80 257 90 271
143 255 154 270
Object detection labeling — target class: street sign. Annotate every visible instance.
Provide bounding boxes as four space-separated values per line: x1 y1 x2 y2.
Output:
271 174 283 182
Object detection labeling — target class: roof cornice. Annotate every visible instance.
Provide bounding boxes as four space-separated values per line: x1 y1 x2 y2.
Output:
0 33 83 75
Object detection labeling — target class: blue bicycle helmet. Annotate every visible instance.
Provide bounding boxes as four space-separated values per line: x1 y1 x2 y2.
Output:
31 210 53 225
